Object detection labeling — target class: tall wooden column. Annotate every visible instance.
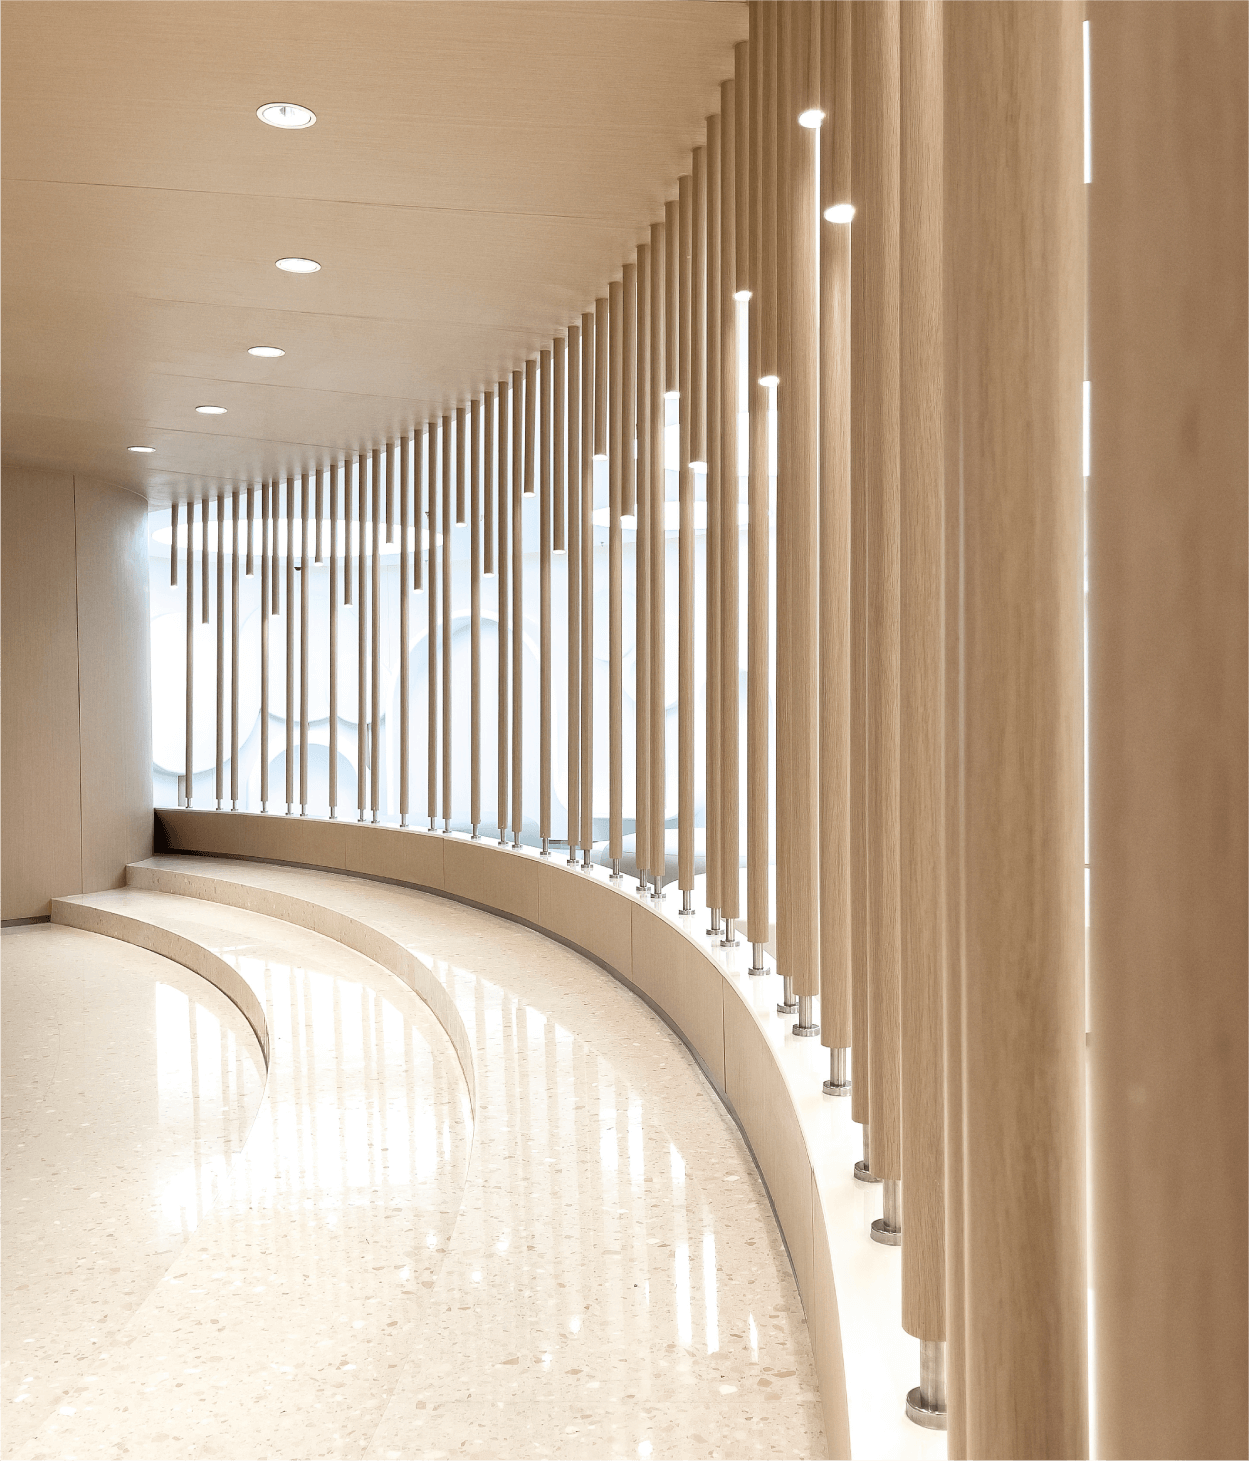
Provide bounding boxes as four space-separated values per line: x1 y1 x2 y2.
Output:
565 332 581 860
635 249 652 886
706 113 723 927
678 169 695 909
496 390 510 840
1088 5 1248 1457
947 4 1087 1455
649 220 668 891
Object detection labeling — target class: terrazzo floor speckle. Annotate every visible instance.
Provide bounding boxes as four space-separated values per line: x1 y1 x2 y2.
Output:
5 863 826 1461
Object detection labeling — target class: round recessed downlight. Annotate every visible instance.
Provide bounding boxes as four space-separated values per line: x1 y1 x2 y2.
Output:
196 405 227 415
248 345 285 358
824 203 856 224
128 445 155 453
276 257 320 273
257 102 316 129
798 108 825 128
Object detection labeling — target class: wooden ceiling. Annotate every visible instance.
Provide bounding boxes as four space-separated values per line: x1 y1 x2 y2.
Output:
1 0 745 504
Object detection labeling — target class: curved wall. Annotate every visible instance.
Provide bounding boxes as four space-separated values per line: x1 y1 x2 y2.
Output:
1 462 153 920
155 805 855 1458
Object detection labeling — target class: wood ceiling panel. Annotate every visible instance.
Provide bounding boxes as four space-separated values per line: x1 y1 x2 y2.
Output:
1 0 744 502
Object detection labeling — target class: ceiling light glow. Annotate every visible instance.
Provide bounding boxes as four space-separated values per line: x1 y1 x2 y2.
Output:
196 405 227 415
257 103 316 130
276 257 321 274
798 108 825 128
128 445 155 453
248 346 285 358
824 203 856 224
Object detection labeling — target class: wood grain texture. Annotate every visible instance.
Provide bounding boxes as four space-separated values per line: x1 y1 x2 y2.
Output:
818 0 851 1048
777 0 821 1001
692 145 708 469
720 66 741 924
623 262 638 520
220 491 229 807
440 420 451 824
947 4 1087 1454
541 349 553 842
579 314 595 855
186 496 195 805
665 201 679 396
260 488 270 806
635 247 652 878
609 280 624 863
649 221 668 887
566 331 581 851
759 0 778 380
898 0 944 1341
554 337 566 555
678 171 695 893
511 371 524 842
427 428 439 823
706 112 722 914
1088 5 1248 1456
496 390 510 836
328 468 339 818
860 0 902 1179
470 400 481 830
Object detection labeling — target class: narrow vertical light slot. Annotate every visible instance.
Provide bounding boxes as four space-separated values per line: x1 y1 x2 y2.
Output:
511 370 524 844
286 478 296 814
540 348 553 851
580 313 595 863
702 1230 719 1354
1083 19 1092 185
566 326 582 860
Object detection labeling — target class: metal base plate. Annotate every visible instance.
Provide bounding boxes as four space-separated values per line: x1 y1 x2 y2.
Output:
776 1000 798 1015
823 1079 852 1096
870 1217 902 1247
792 1022 820 1038
747 965 768 977
853 1160 881 1185
905 1388 948 1431
720 936 740 948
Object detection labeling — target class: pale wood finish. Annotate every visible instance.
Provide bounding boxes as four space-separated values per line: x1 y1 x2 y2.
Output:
456 405 467 528
677 172 695 894
541 348 553 843
400 444 410 821
496 390 510 836
511 371 524 841
720 66 741 924
372 452 382 817
470 400 481 831
218 492 227 807
623 264 638 520
427 429 438 822
329 467 339 817
706 114 722 915
357 461 368 818
314 471 322 565
859 0 901 1177
635 248 651 878
595 298 609 459
185 497 195 805
247 485 254 576
692 147 708 468
441 417 452 824
554 337 566 554
170 501 178 587
1088 5 1248 1456
609 279 624 864
648 221 668 887
777 1 820 1002
484 389 495 578
579 315 595 855
665 202 679 397
947 4 1087 1454
301 472 311 810
565 333 581 850
205 493 213 624
260 487 270 807
759 1 778 380
818 0 851 1048
898 0 944 1342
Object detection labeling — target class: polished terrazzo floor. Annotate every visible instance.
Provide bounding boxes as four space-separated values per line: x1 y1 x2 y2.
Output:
3 871 826 1460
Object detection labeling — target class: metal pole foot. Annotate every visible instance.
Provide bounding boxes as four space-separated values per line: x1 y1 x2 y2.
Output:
217 799 223 811
499 831 507 846
823 1046 851 1096
400 814 407 827
373 811 380 825
430 817 438 832
748 941 768 976
637 869 650 895
792 995 819 1038
567 846 580 866
777 973 798 1015
232 800 239 812
443 818 451 833
512 837 521 850
541 837 551 857
707 906 722 937
905 1340 947 1430
650 879 665 902
680 889 695 915
470 823 479 839
609 857 623 880
854 1124 881 1184
870 1178 902 1246
582 848 593 869
720 917 739 947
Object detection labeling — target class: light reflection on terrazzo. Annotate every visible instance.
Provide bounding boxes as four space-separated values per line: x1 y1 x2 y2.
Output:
9 863 826 1460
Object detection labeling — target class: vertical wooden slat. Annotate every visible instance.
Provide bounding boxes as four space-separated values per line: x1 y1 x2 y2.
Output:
231 488 240 808
284 481 294 812
260 488 270 808
649 220 667 889
525 359 537 497
358 450 369 821
760 0 779 382
300 472 310 812
496 387 509 837
862 0 902 1185
427 426 438 826
203 494 211 625
413 434 423 594
554 337 567 553
456 404 467 527
566 327 581 856
470 398 481 833
706 114 723 921
343 459 354 607
511 369 524 843
216 491 226 809
747 5 772 956
579 314 595 860
624 262 638 518
665 204 679 395
609 278 624 870
441 417 452 828
678 171 695 902
371 448 382 821
899 0 945 1345
736 36 751 298
184 498 194 806
484 388 496 576
315 470 323 564
595 298 609 458
330 463 339 818
693 146 708 473
635 245 652 883
170 501 179 587
819 0 852 1051
246 486 255 576
949 5 1087 1454
540 348 553 847
399 440 410 824
722 61 742 929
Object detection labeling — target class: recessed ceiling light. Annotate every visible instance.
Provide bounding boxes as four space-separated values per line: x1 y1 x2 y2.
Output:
257 102 316 130
196 405 227 415
248 346 285 358
128 445 155 453
798 108 825 128
824 203 856 224
276 257 320 274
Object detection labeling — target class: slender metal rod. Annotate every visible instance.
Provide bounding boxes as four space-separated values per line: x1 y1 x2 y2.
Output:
566 329 581 860
300 472 310 813
540 348 553 846
511 370 524 844
580 314 595 862
260 488 270 809
609 278 624 867
441 418 452 828
217 491 226 809
184 498 194 806
231 488 241 809
329 463 340 818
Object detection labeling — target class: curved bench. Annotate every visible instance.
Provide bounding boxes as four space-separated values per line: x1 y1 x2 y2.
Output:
153 808 942 1461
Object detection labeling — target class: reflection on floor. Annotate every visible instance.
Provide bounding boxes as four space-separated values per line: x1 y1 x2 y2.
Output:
3 871 825 1460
